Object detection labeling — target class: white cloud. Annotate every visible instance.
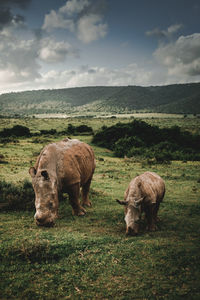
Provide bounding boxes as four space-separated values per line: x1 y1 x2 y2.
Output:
77 14 107 43
154 33 200 76
0 30 40 83
59 0 90 15
146 24 183 39
42 0 108 43
167 24 183 35
42 9 75 32
39 38 79 63
0 62 158 94
34 64 156 90
2 57 200 95
0 27 81 93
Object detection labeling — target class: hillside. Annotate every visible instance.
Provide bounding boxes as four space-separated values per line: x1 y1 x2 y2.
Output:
0 83 200 116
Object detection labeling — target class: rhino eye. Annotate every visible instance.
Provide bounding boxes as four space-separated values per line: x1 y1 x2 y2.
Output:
41 170 49 180
49 202 53 209
134 219 140 224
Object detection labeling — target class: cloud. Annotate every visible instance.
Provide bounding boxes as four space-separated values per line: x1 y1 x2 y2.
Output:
42 0 108 43
42 0 89 32
0 7 25 30
0 0 30 30
0 31 40 84
0 7 13 30
34 64 156 90
59 0 90 15
0 61 159 94
0 18 81 85
0 1 40 87
39 38 79 63
146 24 183 40
77 14 107 43
42 9 75 32
0 25 81 93
154 33 200 77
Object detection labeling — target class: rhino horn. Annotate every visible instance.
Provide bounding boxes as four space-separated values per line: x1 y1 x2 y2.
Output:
116 199 128 206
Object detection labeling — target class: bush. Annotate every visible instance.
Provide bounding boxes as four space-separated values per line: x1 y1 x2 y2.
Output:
92 120 200 162
76 125 93 134
0 180 35 211
0 125 30 137
40 129 57 135
114 136 145 157
66 124 94 135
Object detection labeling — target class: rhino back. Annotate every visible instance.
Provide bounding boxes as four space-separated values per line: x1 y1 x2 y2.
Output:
128 172 165 204
61 142 95 186
34 139 95 187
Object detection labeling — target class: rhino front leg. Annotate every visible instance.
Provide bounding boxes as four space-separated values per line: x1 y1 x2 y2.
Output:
81 178 92 207
68 183 86 216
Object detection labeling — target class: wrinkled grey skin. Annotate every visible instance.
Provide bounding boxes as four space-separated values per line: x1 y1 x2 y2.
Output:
117 172 165 236
29 168 59 226
29 138 95 227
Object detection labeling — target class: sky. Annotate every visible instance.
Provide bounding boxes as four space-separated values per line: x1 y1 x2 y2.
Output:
0 0 200 94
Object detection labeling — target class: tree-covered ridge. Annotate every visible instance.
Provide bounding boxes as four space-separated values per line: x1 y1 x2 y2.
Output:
0 83 200 115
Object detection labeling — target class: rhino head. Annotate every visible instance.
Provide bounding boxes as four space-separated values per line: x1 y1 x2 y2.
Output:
29 167 59 226
117 197 143 235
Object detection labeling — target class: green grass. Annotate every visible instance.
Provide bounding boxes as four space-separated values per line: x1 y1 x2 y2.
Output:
0 117 200 299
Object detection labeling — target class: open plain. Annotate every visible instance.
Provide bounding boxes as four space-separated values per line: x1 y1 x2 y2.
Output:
0 115 200 299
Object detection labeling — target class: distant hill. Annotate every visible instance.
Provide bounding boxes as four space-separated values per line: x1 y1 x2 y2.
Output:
0 83 200 116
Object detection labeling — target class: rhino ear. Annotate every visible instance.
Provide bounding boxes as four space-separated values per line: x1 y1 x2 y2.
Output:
29 167 36 178
41 170 49 181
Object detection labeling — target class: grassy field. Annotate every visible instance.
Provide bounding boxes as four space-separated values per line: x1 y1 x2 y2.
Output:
0 116 200 299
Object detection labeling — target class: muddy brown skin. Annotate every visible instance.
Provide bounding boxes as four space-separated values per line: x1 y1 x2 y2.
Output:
29 138 96 226
117 171 165 235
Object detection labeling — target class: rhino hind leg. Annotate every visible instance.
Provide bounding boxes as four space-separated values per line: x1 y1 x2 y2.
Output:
81 178 92 207
144 205 157 231
68 183 86 216
153 202 161 223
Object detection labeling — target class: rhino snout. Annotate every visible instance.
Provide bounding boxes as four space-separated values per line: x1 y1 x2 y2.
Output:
34 212 55 227
126 224 139 236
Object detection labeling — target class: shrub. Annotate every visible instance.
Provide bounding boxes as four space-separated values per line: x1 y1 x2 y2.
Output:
66 124 94 135
67 124 76 134
75 125 93 134
0 180 35 211
0 125 30 137
40 129 57 135
92 120 200 161
114 136 145 157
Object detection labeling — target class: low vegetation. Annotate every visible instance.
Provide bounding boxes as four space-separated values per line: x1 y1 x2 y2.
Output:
0 180 34 211
93 120 200 162
0 125 31 138
0 124 93 142
0 116 200 299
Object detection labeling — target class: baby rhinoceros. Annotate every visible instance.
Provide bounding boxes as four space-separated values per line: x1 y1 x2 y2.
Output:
29 138 96 227
117 171 165 236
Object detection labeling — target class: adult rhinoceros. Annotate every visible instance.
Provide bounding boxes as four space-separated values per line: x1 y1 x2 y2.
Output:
29 138 96 226
117 171 165 235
